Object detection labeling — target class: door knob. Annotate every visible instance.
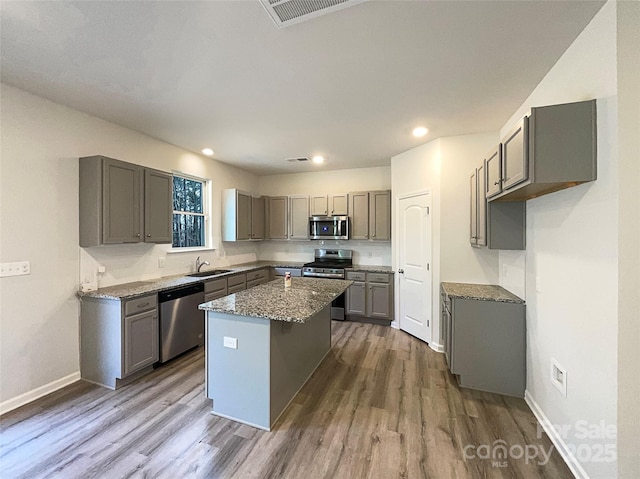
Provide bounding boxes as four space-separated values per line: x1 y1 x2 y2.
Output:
398 269 404 274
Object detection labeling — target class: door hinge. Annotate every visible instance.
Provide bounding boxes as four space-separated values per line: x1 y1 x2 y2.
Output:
427 263 430 271
427 319 430 327
426 206 430 214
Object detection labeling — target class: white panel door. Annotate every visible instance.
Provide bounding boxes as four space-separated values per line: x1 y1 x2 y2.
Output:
398 194 432 343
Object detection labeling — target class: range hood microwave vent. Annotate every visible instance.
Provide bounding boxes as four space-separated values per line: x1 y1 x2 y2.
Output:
259 0 367 29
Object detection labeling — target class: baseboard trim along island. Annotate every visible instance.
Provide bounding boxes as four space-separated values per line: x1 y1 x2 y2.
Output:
199 277 352 431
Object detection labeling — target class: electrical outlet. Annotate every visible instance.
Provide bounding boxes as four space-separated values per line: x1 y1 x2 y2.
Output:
223 336 238 349
551 358 567 397
0 261 31 277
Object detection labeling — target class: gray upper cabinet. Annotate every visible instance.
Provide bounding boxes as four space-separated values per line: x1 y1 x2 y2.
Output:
329 194 348 215
222 189 252 241
349 192 370 240
470 169 479 246
289 195 310 239
310 195 328 216
251 196 266 240
268 196 288 239
471 162 487 247
501 117 529 191
485 146 502 199
369 190 391 241
80 156 172 247
144 168 173 243
491 99 597 202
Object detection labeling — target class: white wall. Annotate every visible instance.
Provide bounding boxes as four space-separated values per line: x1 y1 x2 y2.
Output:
616 2 640 478
390 134 500 344
0 84 258 408
498 3 618 478
257 166 392 265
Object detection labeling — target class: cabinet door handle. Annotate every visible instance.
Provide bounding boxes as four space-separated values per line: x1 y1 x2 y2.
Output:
136 233 141 237
147 233 151 237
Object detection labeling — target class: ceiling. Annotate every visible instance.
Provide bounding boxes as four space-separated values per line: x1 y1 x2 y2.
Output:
0 1 604 175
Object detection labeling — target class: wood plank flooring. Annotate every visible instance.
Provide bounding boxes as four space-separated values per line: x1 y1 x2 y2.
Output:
0 321 572 478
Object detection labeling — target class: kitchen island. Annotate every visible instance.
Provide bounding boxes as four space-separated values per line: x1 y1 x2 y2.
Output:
199 277 351 430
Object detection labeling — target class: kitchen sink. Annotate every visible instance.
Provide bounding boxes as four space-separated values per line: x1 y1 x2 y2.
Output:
187 269 231 278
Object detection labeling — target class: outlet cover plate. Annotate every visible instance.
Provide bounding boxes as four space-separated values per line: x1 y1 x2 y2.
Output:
0 261 30 277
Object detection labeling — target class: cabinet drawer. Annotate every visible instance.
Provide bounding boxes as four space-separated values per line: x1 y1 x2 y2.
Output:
204 278 227 294
247 278 266 289
367 273 390 283
124 295 157 316
204 291 227 302
246 269 268 282
228 283 246 294
227 273 246 288
346 271 366 281
273 267 302 277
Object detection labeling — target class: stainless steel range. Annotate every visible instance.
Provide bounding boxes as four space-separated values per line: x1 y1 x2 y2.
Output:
303 249 352 320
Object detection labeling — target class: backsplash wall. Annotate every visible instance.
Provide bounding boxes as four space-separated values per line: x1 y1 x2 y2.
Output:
258 239 391 266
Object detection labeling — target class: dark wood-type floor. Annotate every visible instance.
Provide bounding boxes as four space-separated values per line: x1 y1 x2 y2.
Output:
0 321 572 479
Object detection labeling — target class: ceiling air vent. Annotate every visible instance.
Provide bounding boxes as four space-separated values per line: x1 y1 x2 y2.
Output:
260 0 367 29
286 157 310 162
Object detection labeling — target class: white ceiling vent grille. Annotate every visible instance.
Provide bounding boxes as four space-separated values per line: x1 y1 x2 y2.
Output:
260 0 367 28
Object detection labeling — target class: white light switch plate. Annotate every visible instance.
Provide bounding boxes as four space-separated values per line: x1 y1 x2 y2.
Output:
0 261 30 277
223 337 238 349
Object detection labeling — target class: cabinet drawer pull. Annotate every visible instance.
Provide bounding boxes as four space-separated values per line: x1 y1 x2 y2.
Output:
136 233 141 237
137 302 150 308
147 234 151 237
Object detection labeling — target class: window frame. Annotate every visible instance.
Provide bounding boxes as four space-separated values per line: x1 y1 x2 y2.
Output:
170 171 212 252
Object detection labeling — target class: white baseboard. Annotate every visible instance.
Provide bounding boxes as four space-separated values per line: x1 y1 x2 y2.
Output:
524 390 590 479
429 341 444 353
0 372 81 416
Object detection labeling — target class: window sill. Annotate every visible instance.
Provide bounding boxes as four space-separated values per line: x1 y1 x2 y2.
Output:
167 246 217 254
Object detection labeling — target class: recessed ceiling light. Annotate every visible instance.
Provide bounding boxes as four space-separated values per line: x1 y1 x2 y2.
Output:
201 148 214 156
413 127 428 137
312 156 325 164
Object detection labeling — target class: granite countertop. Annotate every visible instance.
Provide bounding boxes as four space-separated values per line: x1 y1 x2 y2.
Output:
441 282 524 304
79 261 306 300
199 277 352 323
347 265 394 273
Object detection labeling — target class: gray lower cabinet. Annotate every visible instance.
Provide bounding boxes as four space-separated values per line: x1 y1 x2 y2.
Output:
80 293 159 389
246 268 269 288
204 277 228 302
80 156 172 247
441 286 526 397
227 273 247 293
346 271 393 320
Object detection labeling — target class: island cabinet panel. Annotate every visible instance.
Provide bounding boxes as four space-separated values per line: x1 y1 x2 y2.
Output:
80 156 172 247
80 293 159 389
268 196 288 239
205 305 332 431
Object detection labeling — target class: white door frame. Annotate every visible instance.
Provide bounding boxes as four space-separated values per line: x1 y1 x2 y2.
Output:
393 190 434 345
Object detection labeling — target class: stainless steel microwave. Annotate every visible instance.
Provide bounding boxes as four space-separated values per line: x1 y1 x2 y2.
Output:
309 216 349 240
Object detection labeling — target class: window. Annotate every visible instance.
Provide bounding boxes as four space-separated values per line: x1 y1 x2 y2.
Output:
172 174 208 248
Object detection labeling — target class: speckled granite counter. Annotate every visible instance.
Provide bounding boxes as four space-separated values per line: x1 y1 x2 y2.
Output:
199 277 351 323
441 282 524 304
347 265 394 274
78 261 306 300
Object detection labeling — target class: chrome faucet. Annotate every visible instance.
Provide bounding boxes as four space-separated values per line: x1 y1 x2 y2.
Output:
196 256 210 272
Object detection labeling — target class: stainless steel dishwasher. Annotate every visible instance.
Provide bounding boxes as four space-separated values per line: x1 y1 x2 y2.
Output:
158 283 205 363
